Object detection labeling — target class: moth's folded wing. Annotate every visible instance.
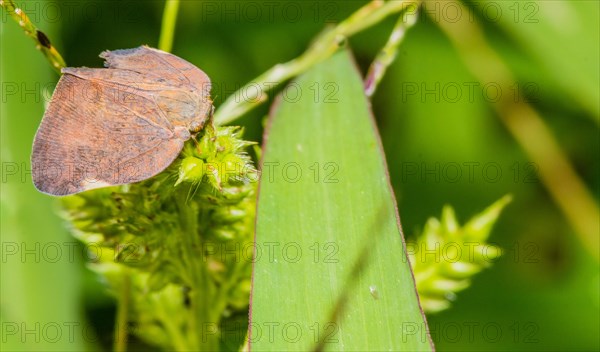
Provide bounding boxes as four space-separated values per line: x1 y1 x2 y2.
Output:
98 46 211 98
32 74 185 196
63 66 209 129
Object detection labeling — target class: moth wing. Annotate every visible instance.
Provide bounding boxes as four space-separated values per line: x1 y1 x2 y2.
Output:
101 46 212 127
100 46 211 99
63 46 212 129
32 74 187 196
63 67 203 130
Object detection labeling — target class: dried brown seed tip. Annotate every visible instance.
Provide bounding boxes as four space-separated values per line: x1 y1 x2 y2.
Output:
36 30 52 49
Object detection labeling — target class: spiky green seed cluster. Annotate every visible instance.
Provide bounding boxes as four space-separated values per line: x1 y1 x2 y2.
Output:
61 122 257 350
408 195 511 313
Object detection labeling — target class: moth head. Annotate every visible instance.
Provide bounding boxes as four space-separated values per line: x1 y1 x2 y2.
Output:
189 103 214 133
188 119 204 133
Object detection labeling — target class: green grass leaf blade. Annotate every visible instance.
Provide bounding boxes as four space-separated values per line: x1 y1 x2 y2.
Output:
250 49 433 351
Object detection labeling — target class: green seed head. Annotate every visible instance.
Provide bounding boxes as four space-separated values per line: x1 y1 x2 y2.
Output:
176 156 205 185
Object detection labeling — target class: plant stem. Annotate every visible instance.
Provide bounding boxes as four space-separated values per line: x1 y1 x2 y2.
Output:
113 270 131 352
365 4 420 97
175 187 220 350
210 254 246 320
428 0 600 260
158 0 181 52
1 0 66 73
214 0 419 125
154 295 190 351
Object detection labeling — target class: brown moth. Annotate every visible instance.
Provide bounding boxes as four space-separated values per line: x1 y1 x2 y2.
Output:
32 46 212 196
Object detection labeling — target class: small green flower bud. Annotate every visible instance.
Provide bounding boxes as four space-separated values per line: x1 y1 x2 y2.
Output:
216 135 234 154
409 196 510 313
210 228 237 241
221 154 245 181
197 134 216 159
205 162 222 190
176 157 205 185
212 207 247 223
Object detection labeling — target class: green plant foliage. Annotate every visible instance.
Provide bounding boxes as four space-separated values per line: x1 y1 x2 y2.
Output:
0 11 88 351
251 49 433 351
409 195 511 313
60 122 257 351
5 1 596 351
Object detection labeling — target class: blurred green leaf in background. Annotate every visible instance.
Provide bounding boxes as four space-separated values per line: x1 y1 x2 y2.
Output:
1 2 89 350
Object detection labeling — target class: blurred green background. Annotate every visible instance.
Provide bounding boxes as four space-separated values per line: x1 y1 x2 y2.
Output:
1 0 598 351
